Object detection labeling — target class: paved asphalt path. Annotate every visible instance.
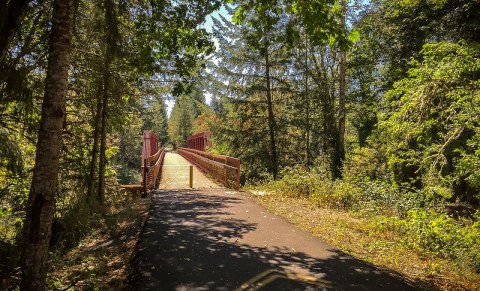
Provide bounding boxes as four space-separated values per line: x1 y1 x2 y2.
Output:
129 188 418 290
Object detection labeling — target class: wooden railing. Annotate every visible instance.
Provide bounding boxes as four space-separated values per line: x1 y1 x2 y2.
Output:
178 147 240 190
142 147 166 192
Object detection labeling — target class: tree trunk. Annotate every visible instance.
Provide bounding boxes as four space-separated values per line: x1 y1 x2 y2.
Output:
264 42 278 179
20 0 75 290
315 49 337 176
97 0 116 203
334 0 347 179
97 54 110 204
87 85 103 200
0 0 31 62
304 34 311 166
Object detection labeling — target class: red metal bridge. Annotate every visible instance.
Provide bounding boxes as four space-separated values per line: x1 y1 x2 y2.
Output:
186 131 212 152
123 130 240 194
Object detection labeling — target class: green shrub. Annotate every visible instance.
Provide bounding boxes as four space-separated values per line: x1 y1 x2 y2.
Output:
309 179 361 210
350 179 398 214
458 210 480 272
380 209 480 272
256 165 453 215
343 147 386 181
252 166 318 197
257 166 362 210
275 166 317 197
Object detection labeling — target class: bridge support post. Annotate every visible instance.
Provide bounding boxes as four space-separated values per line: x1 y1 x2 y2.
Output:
143 158 147 197
189 166 193 188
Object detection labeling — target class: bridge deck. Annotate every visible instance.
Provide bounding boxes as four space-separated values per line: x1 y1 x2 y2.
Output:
159 152 220 189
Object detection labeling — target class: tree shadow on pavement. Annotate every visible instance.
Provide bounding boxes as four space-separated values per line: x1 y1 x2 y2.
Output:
128 189 419 291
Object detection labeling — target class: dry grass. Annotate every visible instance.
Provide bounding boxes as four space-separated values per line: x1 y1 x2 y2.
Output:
47 198 150 290
249 192 480 291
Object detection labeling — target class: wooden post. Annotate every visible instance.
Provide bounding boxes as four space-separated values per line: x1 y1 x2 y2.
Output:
189 165 193 188
236 160 241 190
213 159 216 179
224 159 228 188
143 158 147 195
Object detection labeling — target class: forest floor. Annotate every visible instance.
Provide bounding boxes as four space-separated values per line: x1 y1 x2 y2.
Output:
249 192 480 291
46 197 150 290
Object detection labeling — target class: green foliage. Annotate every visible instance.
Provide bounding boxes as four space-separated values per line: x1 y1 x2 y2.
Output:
0 129 23 174
310 179 360 210
379 209 480 271
168 95 196 147
208 6 346 180
132 0 221 95
142 97 169 146
348 0 480 150
343 147 385 181
256 166 362 210
379 41 480 201
276 166 320 197
254 164 460 216
113 113 144 185
233 0 344 47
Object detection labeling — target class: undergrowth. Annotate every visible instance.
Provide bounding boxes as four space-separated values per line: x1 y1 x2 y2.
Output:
0 187 141 289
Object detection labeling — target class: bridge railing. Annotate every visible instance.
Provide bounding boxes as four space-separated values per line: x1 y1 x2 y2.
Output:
142 147 166 192
178 148 240 190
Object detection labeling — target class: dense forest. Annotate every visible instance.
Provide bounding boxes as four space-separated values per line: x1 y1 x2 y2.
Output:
1 0 480 289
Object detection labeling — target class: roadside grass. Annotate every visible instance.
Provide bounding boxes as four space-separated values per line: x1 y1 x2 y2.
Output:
248 191 480 291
